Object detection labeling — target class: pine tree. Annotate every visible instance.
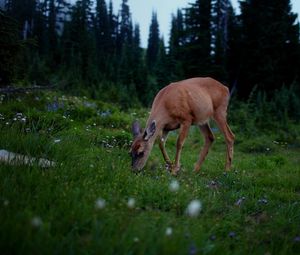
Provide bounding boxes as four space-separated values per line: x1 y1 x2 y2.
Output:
146 12 160 72
65 0 96 82
238 0 300 97
5 0 37 39
117 0 133 81
183 0 213 77
0 10 24 85
211 0 232 80
117 0 132 54
95 0 110 76
155 37 169 88
168 9 185 81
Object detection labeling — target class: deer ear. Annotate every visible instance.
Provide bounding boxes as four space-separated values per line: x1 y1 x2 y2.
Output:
143 120 156 141
132 121 141 138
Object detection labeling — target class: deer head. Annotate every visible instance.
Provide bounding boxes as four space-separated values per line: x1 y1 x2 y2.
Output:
130 120 156 171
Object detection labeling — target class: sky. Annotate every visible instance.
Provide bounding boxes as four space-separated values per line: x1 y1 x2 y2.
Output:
111 0 300 48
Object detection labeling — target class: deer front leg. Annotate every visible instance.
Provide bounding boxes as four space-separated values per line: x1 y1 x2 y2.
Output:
158 130 172 169
172 122 190 175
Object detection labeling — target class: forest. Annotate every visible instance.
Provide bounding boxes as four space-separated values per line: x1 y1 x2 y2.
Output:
1 0 300 109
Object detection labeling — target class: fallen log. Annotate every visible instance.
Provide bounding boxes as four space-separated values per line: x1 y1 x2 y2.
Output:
0 149 56 168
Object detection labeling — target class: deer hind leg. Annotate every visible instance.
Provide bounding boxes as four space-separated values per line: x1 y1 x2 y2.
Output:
172 122 191 175
194 123 215 172
158 130 172 167
213 110 235 171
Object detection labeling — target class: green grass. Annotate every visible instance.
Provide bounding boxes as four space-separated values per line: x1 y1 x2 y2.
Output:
0 92 300 254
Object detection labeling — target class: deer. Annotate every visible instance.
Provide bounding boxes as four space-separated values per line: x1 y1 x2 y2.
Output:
130 77 235 175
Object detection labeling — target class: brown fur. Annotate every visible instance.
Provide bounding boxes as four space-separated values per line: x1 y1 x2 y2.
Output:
130 77 235 174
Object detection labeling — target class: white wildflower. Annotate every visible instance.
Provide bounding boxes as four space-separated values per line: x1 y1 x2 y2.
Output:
133 237 139 243
95 198 106 210
127 198 136 209
165 227 173 236
186 199 202 218
169 180 180 192
54 139 61 143
31 216 43 228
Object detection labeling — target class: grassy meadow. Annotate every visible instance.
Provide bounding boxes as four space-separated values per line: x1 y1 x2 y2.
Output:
0 91 300 255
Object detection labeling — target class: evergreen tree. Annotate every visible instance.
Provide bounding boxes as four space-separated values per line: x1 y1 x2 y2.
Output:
132 23 147 103
238 0 300 97
0 10 24 85
211 0 232 80
5 0 37 39
146 12 160 72
155 37 169 88
168 9 184 81
117 0 132 54
95 0 110 76
107 0 117 54
64 0 96 83
117 0 133 83
183 0 213 77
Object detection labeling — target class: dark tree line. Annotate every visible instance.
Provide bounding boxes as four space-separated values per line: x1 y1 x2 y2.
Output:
0 0 299 106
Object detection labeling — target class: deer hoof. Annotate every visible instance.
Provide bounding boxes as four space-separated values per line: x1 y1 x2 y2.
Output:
171 166 180 176
165 161 173 171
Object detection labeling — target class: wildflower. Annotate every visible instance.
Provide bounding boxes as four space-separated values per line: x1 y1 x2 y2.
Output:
165 227 173 236
3 200 9 206
90 164 94 168
127 198 136 209
133 237 139 243
95 198 106 210
235 197 246 206
31 216 43 228
258 198 268 204
54 139 61 143
210 235 216 241
294 236 300 242
186 199 202 217
169 180 180 192
189 244 197 255
228 231 236 238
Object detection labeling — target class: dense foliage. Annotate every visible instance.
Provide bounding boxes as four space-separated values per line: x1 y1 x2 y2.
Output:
0 0 300 110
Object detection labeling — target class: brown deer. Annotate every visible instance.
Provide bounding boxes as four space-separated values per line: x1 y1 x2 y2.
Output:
130 77 235 175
